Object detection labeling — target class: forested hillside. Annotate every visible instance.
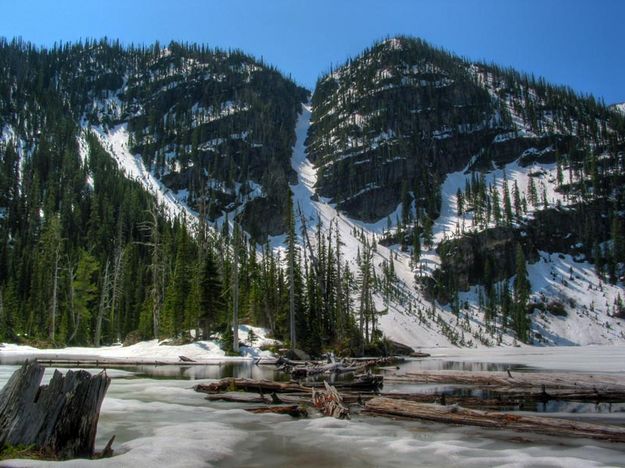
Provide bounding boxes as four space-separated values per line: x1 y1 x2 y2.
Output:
305 36 625 346
0 39 317 350
1 36 624 353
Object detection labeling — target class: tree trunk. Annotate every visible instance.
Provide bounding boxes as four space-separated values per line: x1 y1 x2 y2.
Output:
288 239 296 351
232 228 239 353
67 261 78 344
110 241 125 343
385 370 625 398
94 260 110 347
0 362 111 459
49 245 60 342
365 397 625 443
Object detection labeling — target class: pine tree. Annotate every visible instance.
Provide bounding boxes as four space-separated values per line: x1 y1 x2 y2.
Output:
198 251 225 340
72 250 99 345
512 181 522 220
611 217 625 264
412 227 421 265
513 244 531 342
456 188 464 216
286 191 298 349
503 181 513 225
422 216 433 249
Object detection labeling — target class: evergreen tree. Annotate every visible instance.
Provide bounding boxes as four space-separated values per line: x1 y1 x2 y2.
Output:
512 244 531 342
198 252 225 339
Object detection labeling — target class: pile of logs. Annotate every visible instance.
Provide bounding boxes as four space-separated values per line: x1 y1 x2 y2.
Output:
193 373 387 419
274 355 403 378
0 361 111 459
194 373 383 395
193 369 625 443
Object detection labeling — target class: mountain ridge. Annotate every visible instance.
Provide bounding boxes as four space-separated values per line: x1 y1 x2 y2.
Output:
1 36 624 351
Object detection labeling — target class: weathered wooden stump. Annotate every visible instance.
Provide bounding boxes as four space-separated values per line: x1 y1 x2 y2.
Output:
312 381 350 419
0 361 111 459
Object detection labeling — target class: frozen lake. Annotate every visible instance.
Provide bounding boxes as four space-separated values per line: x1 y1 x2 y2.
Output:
1 346 625 467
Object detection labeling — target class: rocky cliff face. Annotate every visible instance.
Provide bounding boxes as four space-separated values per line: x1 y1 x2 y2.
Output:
307 37 623 223
307 37 500 221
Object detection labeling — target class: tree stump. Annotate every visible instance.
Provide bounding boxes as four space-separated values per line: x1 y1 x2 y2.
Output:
0 361 111 459
312 381 350 419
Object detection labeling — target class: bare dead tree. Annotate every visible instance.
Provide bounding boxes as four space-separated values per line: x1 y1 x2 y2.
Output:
137 203 165 339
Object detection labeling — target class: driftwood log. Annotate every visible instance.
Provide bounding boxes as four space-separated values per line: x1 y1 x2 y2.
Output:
194 378 311 394
365 397 625 443
33 358 221 367
194 374 383 397
312 382 350 419
386 370 625 401
283 356 405 378
245 405 308 417
303 373 383 392
0 361 111 459
291 362 365 378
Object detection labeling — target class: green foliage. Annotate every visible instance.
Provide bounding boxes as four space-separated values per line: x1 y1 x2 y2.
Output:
0 444 51 462
71 250 99 344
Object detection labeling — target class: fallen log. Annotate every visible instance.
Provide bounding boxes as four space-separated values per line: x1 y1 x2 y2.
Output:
203 392 273 404
245 405 308 417
0 361 111 459
352 356 407 367
375 393 527 409
286 356 404 378
304 380 380 392
364 397 625 443
291 362 365 378
312 382 350 419
387 370 625 389
194 378 311 394
33 358 222 367
304 373 383 392
385 370 625 401
178 355 196 363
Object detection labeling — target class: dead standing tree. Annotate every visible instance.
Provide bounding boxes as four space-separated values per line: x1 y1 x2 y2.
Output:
137 203 165 339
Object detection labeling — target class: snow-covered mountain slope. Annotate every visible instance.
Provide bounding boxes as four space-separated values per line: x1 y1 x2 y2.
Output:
89 124 198 226
276 104 625 348
284 36 625 348
96 39 625 349
0 41 307 240
276 104 457 347
2 37 623 349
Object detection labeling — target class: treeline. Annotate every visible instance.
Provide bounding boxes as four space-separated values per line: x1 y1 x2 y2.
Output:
0 112 374 353
0 124 375 353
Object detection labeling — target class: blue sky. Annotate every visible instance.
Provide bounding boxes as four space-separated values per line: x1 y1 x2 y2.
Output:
1 0 623 103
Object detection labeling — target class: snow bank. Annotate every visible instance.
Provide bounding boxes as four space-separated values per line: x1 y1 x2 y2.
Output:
0 325 277 363
1 422 246 468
